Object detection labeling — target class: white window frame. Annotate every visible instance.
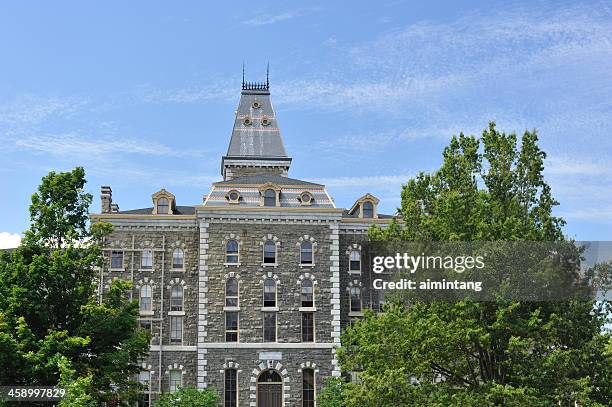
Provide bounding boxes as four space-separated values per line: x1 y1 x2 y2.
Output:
110 250 124 270
349 249 361 274
140 249 153 270
169 370 182 392
225 239 240 265
170 285 183 312
139 284 152 313
170 315 183 344
300 241 313 266
171 248 184 270
263 312 277 343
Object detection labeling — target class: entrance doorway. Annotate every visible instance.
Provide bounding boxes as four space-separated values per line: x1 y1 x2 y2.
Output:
257 370 282 407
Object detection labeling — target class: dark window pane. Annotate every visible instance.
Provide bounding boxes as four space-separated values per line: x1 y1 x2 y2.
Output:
302 369 315 407
264 189 276 207
263 313 276 342
170 316 182 344
157 198 169 214
301 312 314 342
226 312 238 342
172 249 184 268
263 279 276 307
350 287 362 312
362 201 374 218
111 251 123 269
226 240 239 263
225 369 237 407
300 242 313 264
300 281 313 307
263 241 276 263
349 250 361 272
170 285 183 311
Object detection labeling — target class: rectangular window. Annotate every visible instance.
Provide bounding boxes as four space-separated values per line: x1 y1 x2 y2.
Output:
224 369 237 407
169 370 182 392
141 250 153 269
170 316 182 344
225 312 238 342
137 370 151 407
301 312 314 342
111 250 123 269
263 312 276 342
263 242 276 264
302 369 315 407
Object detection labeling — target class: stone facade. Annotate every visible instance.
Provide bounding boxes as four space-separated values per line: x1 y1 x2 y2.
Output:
92 83 396 407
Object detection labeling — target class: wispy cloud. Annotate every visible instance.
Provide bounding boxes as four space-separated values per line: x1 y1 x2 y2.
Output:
0 232 21 249
241 8 316 26
0 96 88 129
10 133 208 159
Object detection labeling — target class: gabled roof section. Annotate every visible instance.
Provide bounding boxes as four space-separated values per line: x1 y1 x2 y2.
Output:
224 88 288 159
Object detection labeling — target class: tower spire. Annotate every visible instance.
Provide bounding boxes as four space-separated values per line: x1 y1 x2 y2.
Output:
266 62 269 89
242 62 245 89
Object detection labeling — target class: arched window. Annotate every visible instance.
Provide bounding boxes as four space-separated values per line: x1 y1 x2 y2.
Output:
362 201 374 218
263 240 276 264
157 197 169 214
302 368 315 407
350 287 362 312
225 278 238 307
301 280 313 308
263 278 276 307
349 250 361 272
300 241 313 265
141 250 153 269
170 285 183 312
224 368 237 407
172 248 184 269
140 285 152 311
226 240 239 264
264 188 276 207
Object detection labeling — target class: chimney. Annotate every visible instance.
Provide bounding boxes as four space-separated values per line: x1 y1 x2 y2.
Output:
110 203 120 213
101 186 112 214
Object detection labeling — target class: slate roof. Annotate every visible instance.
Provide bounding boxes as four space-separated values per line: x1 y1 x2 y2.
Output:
214 174 323 187
224 89 288 159
117 206 196 215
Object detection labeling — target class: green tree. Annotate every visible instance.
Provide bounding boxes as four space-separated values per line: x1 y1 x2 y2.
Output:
154 387 219 407
340 123 611 406
319 377 348 407
0 167 149 405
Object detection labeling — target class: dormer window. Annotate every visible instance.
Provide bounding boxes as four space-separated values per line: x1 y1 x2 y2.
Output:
348 194 379 219
152 189 176 215
362 201 374 218
157 198 169 214
226 190 241 204
259 183 281 207
264 189 276 207
243 117 252 126
261 117 271 126
252 100 261 109
299 192 313 206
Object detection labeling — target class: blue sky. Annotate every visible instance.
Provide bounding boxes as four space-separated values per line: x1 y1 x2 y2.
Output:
1 0 611 247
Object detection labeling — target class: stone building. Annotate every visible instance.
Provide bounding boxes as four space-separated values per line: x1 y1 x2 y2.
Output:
92 80 396 407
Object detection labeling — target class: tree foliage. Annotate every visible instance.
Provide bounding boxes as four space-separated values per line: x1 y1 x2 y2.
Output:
154 387 219 407
340 123 611 406
0 167 149 405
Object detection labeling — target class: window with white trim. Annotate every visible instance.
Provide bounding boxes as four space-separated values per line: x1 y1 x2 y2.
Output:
225 312 238 342
172 249 184 269
301 312 314 342
170 285 183 312
263 278 276 307
263 312 276 342
111 250 123 269
140 285 152 312
141 250 153 269
225 368 238 407
350 287 362 312
226 278 238 307
349 249 361 272
226 240 239 264
300 241 313 265
263 241 276 264
169 370 182 392
170 316 182 344
301 280 313 307
302 368 315 407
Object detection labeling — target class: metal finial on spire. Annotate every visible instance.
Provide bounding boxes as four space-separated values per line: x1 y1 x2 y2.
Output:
242 63 245 89
266 63 270 89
